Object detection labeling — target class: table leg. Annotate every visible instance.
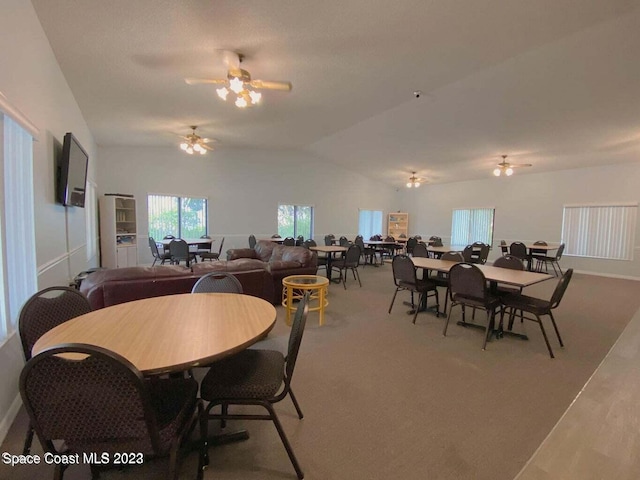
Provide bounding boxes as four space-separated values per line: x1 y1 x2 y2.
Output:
285 285 293 326
319 285 326 326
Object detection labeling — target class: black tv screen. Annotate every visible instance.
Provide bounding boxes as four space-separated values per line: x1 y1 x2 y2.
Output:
57 132 88 207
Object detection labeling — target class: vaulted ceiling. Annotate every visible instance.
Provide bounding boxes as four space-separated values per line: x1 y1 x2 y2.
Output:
32 0 640 187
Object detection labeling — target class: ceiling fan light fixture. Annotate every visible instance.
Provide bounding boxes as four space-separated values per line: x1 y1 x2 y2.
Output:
249 90 262 104
406 172 422 188
493 167 501 176
505 167 514 176
216 87 229 100
235 96 248 108
179 126 212 155
229 76 244 94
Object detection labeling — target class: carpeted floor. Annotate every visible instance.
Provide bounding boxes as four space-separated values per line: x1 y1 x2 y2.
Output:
2 264 639 480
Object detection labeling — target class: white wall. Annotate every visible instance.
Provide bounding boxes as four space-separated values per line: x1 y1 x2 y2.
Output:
98 146 399 264
400 162 640 278
0 0 98 442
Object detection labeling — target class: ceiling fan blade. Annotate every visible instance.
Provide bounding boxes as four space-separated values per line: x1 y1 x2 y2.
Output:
201 143 215 151
184 78 227 85
510 163 532 168
248 79 293 91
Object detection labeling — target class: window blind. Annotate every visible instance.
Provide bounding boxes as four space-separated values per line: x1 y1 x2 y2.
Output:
359 210 383 240
561 204 637 260
451 208 495 246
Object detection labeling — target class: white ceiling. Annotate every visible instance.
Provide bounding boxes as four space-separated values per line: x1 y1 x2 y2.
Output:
32 0 640 187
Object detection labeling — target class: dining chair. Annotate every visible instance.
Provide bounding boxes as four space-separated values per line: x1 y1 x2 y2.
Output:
191 272 243 294
20 343 205 480
169 239 194 266
444 263 500 350
248 234 257 249
429 236 443 247
283 237 296 246
148 237 171 266
200 237 225 261
462 245 474 263
470 242 490 264
330 244 362 289
18 287 92 455
499 269 573 358
535 243 565 276
196 234 213 255
500 240 509 256
295 235 304 246
412 242 429 258
405 236 418 255
323 235 334 246
509 241 529 269
271 234 282 239
199 294 310 480
428 251 464 316
389 254 439 324
355 235 376 266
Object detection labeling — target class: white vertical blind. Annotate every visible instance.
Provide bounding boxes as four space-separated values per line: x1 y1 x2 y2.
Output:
562 204 637 260
0 115 37 341
359 210 383 239
85 180 98 261
451 208 495 246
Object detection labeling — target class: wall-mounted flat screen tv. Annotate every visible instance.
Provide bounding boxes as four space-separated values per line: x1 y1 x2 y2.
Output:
57 132 88 207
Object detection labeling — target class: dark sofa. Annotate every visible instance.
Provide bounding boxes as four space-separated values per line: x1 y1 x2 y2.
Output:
226 240 318 304
80 263 274 310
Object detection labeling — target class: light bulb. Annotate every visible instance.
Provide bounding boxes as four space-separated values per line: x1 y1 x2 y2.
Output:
414 181 420 188
229 77 244 94
186 146 193 154
199 148 206 155
180 142 188 151
235 96 248 108
216 87 229 100
493 168 501 176
506 167 514 176
406 182 412 188
249 90 262 104
193 143 202 153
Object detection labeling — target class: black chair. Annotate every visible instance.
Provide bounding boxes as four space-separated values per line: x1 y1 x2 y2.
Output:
271 234 282 239
200 237 225 261
499 269 574 358
149 237 171 266
500 240 509 255
199 294 310 480
509 241 529 269
169 239 194 266
389 254 440 324
20 344 204 480
195 235 213 255
339 236 351 247
462 245 474 262
295 235 304 246
283 237 296 246
191 272 243 294
412 242 429 258
355 235 376 266
324 235 334 246
429 236 443 247
470 242 490 264
330 244 362 289
443 263 500 350
534 243 565 276
429 251 464 316
406 236 418 255
18 287 92 455
248 234 257 249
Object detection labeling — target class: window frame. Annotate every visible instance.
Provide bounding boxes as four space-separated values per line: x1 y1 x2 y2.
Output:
147 193 208 240
277 204 314 239
358 209 384 240
450 207 495 246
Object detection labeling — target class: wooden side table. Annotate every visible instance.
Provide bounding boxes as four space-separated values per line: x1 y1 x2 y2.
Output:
282 275 330 326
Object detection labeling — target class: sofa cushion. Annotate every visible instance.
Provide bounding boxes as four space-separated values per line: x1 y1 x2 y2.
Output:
254 240 276 262
192 259 267 274
269 260 303 271
226 248 258 261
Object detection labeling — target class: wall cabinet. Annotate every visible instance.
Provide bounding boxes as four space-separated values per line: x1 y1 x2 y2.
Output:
99 195 138 268
388 212 408 239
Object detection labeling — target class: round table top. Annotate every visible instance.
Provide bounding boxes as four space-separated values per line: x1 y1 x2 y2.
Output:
33 293 277 375
283 274 330 288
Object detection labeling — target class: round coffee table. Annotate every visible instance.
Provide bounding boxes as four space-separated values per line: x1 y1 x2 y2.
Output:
282 275 329 326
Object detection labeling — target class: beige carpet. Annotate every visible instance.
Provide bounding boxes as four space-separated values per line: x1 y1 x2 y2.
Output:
2 265 639 480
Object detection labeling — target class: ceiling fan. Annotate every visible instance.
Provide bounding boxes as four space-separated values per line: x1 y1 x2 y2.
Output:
493 155 531 176
179 126 215 155
406 171 425 188
185 51 292 108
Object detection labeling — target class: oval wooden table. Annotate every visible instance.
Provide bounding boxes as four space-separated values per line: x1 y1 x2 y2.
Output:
33 293 277 376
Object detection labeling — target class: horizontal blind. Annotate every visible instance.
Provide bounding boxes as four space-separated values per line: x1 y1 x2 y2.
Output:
562 205 637 260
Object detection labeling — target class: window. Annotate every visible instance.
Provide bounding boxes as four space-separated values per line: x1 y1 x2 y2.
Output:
358 209 383 240
0 98 38 343
451 208 495 246
561 203 637 260
148 194 207 239
278 205 313 239
85 180 98 261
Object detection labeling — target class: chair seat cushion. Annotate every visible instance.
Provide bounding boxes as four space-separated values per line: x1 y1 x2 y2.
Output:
501 293 551 315
200 349 285 401
452 293 500 309
398 278 437 292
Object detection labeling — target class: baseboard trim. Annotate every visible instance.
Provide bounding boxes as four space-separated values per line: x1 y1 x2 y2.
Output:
573 269 640 281
0 393 23 446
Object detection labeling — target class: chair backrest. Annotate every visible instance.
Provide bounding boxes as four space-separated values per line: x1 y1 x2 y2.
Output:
412 242 429 258
462 245 474 262
493 254 524 270
344 244 361 267
500 240 509 254
448 263 488 301
19 287 92 361
392 254 418 287
354 236 365 250
217 237 225 255
509 241 527 260
441 251 464 262
549 268 573 309
169 239 190 261
370 234 382 241
285 293 310 382
271 234 281 238
339 236 350 247
474 243 490 264
248 234 257 249
384 235 395 242
20 343 164 455
302 239 317 249
406 237 418 254
283 237 295 246
429 236 443 247
555 243 565 260
191 272 243 294
163 234 175 240
324 235 333 246
531 240 548 255
399 233 407 239
148 237 160 258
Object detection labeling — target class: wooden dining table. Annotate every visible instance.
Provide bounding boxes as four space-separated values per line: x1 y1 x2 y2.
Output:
33 293 277 376
309 245 347 282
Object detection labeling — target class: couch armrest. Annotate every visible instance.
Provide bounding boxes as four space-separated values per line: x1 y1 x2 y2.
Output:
227 248 259 260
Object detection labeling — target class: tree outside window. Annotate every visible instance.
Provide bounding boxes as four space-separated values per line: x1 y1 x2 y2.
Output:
148 194 207 239
278 205 313 239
